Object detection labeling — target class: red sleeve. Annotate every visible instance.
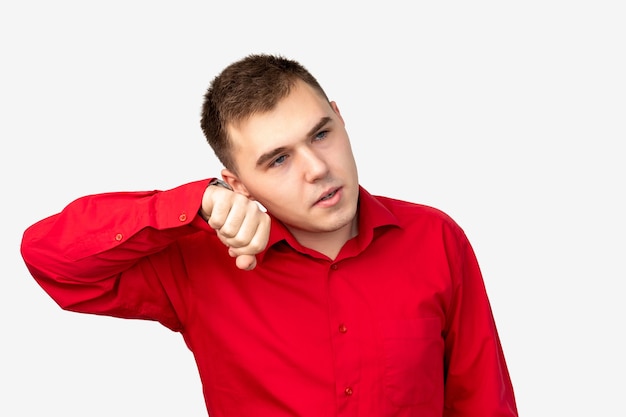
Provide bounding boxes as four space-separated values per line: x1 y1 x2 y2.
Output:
443 227 518 416
20 179 213 331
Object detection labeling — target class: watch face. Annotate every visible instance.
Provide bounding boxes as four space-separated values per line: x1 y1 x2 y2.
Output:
210 178 233 191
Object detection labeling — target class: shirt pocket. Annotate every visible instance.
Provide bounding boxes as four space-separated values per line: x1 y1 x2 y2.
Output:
379 317 444 407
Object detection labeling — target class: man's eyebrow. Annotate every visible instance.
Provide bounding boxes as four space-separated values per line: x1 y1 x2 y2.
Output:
255 117 332 167
256 146 288 167
306 116 331 138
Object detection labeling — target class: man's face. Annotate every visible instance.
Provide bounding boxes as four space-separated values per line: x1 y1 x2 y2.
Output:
225 80 359 241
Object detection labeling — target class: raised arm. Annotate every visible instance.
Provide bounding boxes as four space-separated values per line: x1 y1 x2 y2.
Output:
20 179 270 330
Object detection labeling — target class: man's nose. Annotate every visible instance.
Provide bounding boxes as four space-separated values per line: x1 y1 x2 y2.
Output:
301 149 329 183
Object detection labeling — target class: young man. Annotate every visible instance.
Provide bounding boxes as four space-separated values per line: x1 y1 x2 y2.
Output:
21 54 518 416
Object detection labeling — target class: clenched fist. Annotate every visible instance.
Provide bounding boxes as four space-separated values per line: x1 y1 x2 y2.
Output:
200 184 270 270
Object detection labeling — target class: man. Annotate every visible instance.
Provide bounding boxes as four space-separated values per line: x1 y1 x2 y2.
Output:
21 54 518 416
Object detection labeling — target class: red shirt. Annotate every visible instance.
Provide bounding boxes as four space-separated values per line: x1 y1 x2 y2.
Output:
21 179 517 417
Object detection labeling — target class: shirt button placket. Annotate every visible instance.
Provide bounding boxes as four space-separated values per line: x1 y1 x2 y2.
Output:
329 262 359 416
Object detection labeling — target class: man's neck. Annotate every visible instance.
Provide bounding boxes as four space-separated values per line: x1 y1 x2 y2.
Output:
288 218 358 260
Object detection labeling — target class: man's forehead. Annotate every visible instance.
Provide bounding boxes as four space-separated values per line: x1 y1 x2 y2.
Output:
226 83 334 161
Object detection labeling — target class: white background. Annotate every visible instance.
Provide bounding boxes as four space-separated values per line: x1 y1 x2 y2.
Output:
1 1 624 416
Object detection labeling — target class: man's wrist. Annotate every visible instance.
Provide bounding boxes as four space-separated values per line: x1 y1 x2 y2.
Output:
199 178 233 221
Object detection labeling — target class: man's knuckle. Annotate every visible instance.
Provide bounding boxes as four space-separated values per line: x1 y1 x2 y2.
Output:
231 236 247 247
218 225 236 238
208 218 223 230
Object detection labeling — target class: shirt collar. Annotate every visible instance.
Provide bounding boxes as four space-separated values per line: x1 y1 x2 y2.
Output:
257 186 400 263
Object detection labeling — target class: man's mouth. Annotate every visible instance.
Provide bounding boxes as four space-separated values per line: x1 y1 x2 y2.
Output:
315 187 340 205
319 190 337 201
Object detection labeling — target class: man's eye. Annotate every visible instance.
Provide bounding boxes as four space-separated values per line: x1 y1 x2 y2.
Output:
314 130 328 141
270 155 288 167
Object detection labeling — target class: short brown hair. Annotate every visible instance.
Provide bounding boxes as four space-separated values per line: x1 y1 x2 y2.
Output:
200 54 329 171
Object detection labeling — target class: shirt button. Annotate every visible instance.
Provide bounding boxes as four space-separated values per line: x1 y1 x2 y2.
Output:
114 233 123 241
331 264 338 270
338 324 348 334
344 387 353 396
179 213 187 222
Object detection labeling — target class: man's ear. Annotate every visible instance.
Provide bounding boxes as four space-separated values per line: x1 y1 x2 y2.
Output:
330 101 345 125
221 168 253 199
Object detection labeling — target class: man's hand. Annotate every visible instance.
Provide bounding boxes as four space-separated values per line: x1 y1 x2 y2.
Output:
200 185 270 270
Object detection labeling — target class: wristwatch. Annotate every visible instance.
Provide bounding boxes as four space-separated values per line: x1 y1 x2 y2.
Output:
208 178 233 191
